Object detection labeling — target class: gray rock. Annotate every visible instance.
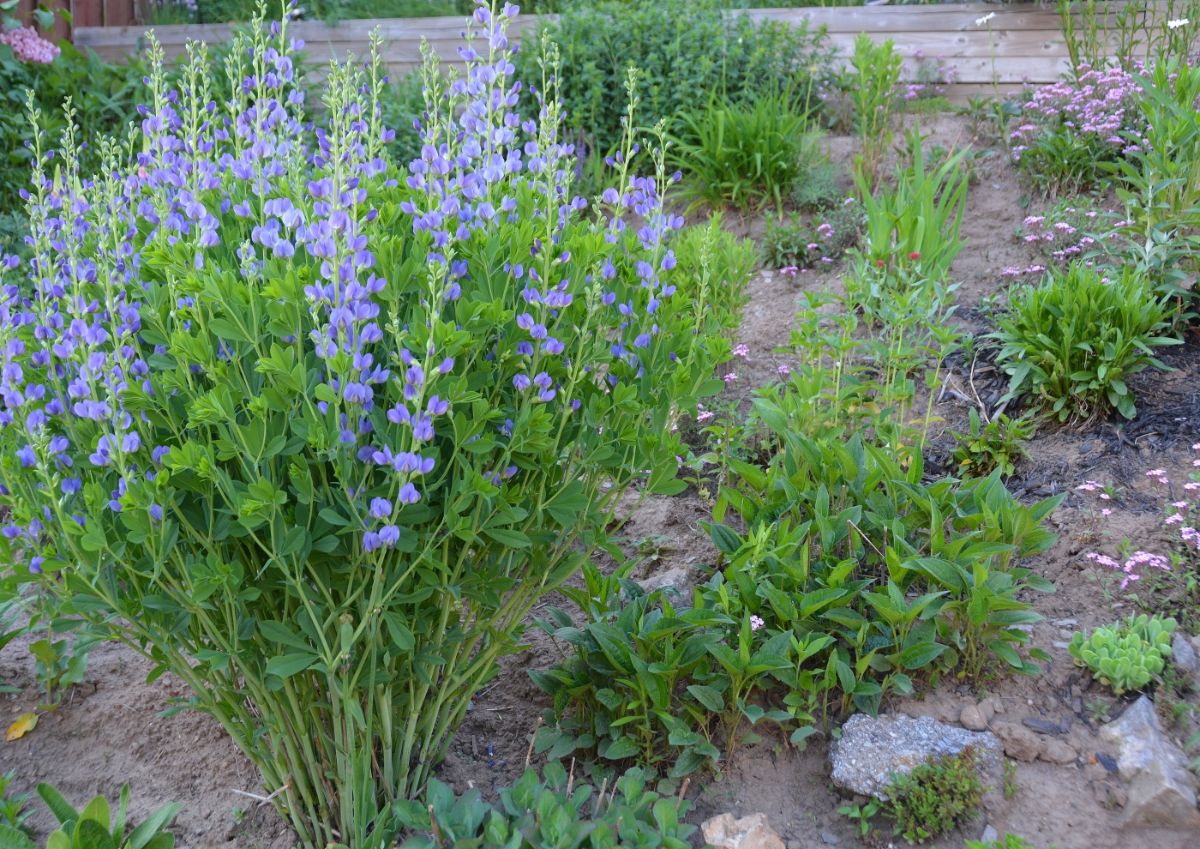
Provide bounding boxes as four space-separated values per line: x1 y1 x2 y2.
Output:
637 565 693 595
1099 695 1200 829
819 830 840 845
979 824 999 844
829 713 1002 800
1173 631 1199 679
1022 717 1068 735
991 721 1041 762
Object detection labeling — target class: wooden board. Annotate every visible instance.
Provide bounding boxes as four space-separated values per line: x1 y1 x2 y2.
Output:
71 2 1162 90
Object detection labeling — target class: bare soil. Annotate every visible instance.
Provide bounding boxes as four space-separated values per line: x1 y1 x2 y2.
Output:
2 109 1199 849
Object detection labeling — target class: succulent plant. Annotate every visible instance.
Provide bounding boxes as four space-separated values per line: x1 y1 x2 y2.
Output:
1068 614 1177 694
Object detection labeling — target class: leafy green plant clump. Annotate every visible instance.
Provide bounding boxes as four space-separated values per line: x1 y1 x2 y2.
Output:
993 263 1179 424
949 410 1034 479
0 783 180 849
671 88 820 213
1069 614 1177 694
886 748 985 844
396 764 694 849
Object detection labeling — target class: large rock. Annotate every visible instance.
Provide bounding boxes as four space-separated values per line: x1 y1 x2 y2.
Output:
1173 632 1199 689
1099 695 1200 829
701 813 786 849
830 713 1002 800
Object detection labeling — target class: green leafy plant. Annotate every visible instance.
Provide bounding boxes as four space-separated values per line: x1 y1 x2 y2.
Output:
849 33 902 188
671 87 819 212
0 7 726 848
0 783 181 849
949 410 1034 479
396 763 695 849
1068 613 1177 694
854 126 970 284
763 202 859 271
520 0 838 160
992 263 1180 424
0 772 29 835
966 835 1046 849
885 748 985 844
837 799 882 839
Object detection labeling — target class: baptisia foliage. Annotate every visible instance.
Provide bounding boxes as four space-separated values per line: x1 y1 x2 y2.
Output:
0 3 727 846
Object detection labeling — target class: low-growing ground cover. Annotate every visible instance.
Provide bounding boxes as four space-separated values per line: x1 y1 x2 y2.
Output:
1 3 1200 849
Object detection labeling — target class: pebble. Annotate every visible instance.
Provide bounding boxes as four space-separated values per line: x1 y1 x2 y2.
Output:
1039 739 1078 765
992 721 1041 762
820 831 840 845
1053 618 1078 628
960 704 989 731
979 824 999 844
1023 717 1069 736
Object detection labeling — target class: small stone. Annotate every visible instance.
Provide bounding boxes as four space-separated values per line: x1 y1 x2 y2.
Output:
979 699 995 723
1022 717 1068 735
987 696 1005 715
1172 631 1198 677
1052 640 1070 650
960 704 989 731
1053 618 1078 628
637 565 692 595
991 721 1041 762
1039 739 1077 765
820 830 840 845
701 813 786 849
979 824 999 844
1099 695 1200 829
1095 752 1119 774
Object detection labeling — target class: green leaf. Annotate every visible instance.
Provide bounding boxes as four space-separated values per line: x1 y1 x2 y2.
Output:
899 642 947 671
265 653 318 679
37 783 79 825
482 528 530 548
125 803 182 849
75 819 116 849
0 823 36 849
707 522 742 556
686 684 725 712
599 736 639 760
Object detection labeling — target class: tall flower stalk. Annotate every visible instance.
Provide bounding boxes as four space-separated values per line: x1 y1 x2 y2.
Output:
0 3 721 847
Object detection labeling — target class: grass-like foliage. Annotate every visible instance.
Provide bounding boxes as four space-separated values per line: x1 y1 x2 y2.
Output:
849 33 902 188
671 87 820 212
0 4 736 846
0 783 180 849
992 263 1179 424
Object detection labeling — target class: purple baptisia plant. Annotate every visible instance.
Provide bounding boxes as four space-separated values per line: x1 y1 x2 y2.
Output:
0 3 723 846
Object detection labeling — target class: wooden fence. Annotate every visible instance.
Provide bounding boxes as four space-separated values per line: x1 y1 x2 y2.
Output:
61 3 1139 98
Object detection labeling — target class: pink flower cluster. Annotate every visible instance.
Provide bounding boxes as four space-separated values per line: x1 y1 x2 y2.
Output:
1010 64 1145 161
1005 204 1126 276
0 26 59 64
1077 445 1200 589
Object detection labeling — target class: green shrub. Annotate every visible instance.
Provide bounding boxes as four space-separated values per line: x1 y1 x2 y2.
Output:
992 263 1179 423
396 764 696 849
1069 613 1177 694
0 784 180 849
949 410 1035 479
670 213 756 334
520 0 838 158
670 88 819 212
0 8 726 847
886 748 985 844
377 68 426 170
763 202 859 271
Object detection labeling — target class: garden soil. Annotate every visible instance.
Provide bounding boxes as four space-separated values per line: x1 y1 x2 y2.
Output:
2 112 1199 849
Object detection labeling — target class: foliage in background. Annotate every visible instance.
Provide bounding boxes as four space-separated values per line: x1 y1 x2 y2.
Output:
1058 0 1200 76
396 764 695 849
0 5 731 847
520 0 839 161
992 263 1179 424
849 33 901 188
1069 614 1177 695
885 748 985 844
0 783 180 849
763 204 858 272
0 43 147 253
